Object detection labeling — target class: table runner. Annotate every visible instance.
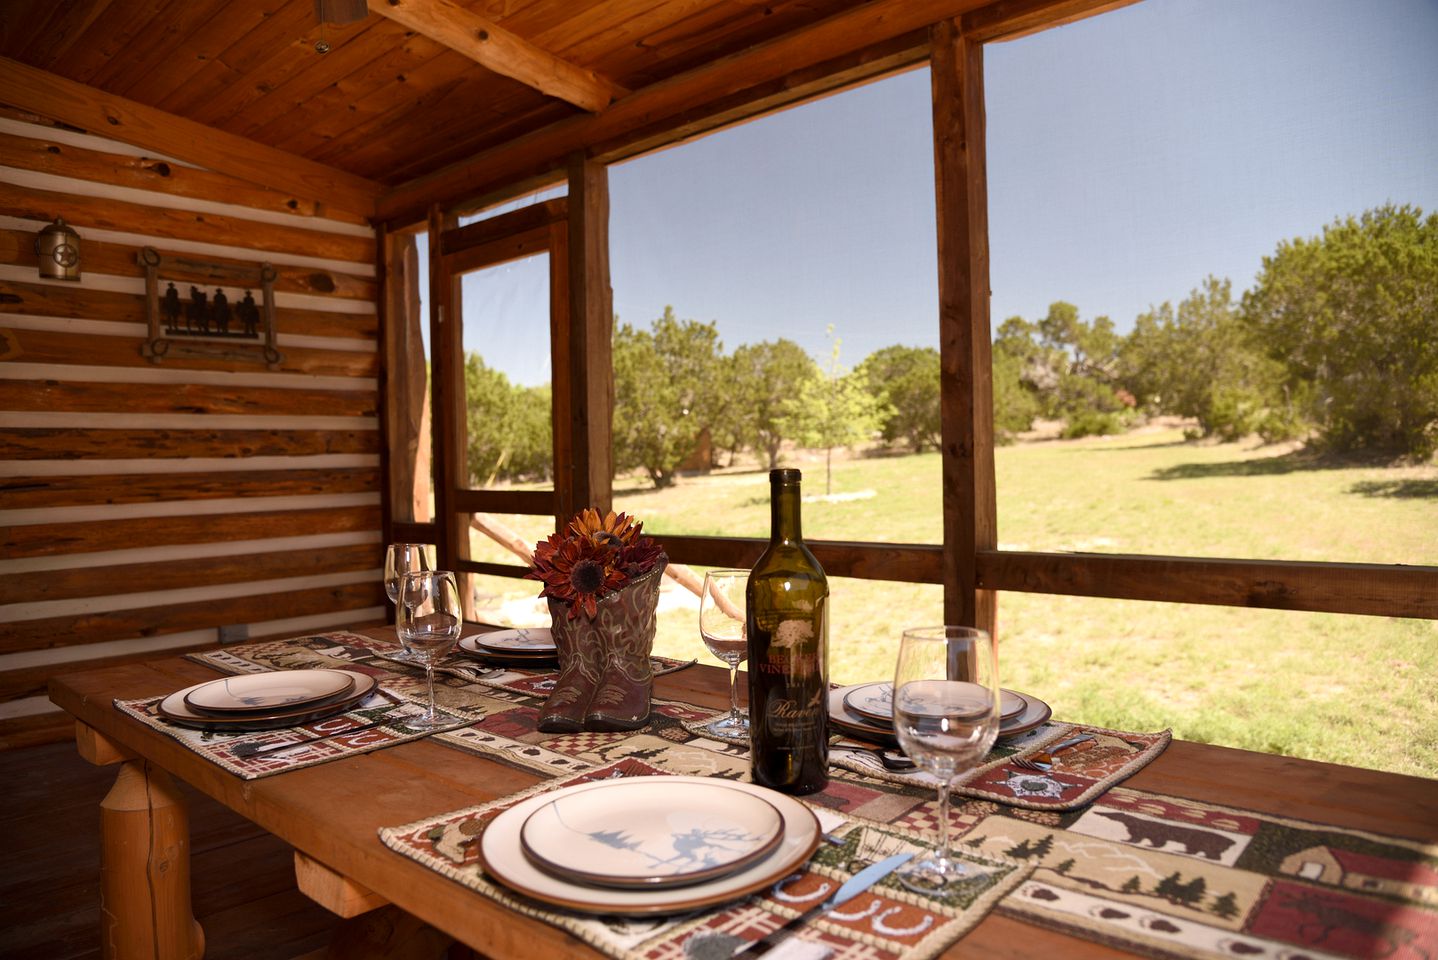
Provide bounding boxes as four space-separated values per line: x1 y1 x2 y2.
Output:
379 757 1033 960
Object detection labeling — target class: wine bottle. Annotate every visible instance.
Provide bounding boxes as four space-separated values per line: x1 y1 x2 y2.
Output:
746 468 829 794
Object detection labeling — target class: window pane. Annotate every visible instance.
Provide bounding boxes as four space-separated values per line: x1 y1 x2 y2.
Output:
986 0 1438 563
996 594 1436 779
459 254 553 489
610 70 942 544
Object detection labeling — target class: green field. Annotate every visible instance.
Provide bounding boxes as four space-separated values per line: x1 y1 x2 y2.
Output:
469 427 1438 778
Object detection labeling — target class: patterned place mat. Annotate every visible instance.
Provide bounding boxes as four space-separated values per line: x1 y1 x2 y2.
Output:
378 757 1033 960
680 708 1171 812
968 787 1438 960
114 679 480 780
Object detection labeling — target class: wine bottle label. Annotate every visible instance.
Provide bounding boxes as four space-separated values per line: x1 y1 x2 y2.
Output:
764 687 825 740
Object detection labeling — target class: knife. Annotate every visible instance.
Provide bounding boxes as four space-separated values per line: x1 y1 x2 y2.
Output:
731 851 916 957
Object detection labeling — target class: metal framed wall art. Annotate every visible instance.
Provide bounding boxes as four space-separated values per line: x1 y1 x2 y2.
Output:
138 247 284 369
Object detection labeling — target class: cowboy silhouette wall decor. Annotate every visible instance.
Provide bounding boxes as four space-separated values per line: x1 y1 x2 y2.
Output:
138 247 284 369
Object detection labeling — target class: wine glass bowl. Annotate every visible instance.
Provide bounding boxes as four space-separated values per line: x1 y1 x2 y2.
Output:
397 569 462 729
699 569 749 737
384 544 431 662
892 626 1001 889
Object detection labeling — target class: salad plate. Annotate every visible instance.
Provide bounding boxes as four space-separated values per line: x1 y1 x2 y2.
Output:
829 685 1052 746
842 681 1025 724
519 778 784 889
472 627 556 654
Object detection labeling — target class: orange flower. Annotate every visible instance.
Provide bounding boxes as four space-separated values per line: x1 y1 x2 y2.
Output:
526 508 664 619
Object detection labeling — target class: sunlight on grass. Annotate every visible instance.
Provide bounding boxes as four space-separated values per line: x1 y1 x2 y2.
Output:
467 430 1437 778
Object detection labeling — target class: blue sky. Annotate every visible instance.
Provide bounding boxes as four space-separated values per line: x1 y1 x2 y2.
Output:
457 0 1438 387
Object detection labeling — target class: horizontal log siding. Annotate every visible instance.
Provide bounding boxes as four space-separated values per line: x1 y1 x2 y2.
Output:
0 114 382 739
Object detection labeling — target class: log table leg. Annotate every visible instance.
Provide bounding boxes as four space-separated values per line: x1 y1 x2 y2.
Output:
99 758 205 960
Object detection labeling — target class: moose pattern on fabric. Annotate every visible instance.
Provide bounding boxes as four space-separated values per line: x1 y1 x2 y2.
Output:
967 789 1438 960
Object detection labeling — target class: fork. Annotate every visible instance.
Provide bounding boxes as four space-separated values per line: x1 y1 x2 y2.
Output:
1013 734 1095 771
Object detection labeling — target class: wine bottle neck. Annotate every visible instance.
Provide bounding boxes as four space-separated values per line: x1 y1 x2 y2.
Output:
770 481 803 543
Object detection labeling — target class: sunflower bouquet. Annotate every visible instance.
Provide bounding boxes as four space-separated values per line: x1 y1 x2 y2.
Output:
525 509 665 618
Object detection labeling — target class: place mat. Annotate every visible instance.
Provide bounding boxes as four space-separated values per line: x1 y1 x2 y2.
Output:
972 786 1438 960
681 708 1171 812
114 681 480 780
378 758 1033 960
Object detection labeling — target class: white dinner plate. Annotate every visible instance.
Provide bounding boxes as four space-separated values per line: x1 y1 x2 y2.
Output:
519 778 784 889
843 682 1025 724
473 627 556 654
158 671 379 730
479 776 820 915
183 669 353 713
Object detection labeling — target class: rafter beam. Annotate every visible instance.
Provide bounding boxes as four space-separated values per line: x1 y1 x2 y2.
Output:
367 0 626 113
0 57 381 220
378 0 1000 224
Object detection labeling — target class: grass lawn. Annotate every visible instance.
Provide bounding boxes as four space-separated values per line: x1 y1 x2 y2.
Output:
468 427 1438 778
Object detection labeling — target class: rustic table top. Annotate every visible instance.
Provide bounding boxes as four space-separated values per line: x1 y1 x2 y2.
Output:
47 626 1438 960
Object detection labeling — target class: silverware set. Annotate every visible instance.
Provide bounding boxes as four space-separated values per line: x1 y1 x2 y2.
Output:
1012 734 1095 771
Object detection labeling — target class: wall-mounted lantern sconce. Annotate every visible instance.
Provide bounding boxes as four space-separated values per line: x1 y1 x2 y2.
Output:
35 217 82 281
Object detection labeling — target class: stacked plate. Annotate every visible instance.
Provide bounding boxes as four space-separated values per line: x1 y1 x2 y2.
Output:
479 776 821 915
157 669 378 731
828 681 1052 747
458 627 558 664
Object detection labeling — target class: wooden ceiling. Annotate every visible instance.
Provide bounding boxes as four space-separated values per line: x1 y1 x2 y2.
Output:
0 0 1129 224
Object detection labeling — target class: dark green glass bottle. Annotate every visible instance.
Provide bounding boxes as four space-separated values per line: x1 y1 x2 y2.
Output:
746 468 829 794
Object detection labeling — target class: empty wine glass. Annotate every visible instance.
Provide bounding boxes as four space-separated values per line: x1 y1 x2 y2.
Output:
384 544 430 661
892 626 1001 890
397 570 463 729
699 569 750 737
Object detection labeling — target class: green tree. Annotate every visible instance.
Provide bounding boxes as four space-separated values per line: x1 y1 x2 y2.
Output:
612 307 724 488
463 354 551 485
997 304 1130 436
858 345 941 452
730 339 819 468
778 327 883 494
992 318 1043 441
1243 203 1438 458
1121 276 1292 442
1119 876 1142 895
1210 891 1241 920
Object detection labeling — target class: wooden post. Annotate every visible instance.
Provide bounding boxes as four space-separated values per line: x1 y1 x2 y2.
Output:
382 228 430 532
100 761 204 960
557 152 614 522
430 204 474 618
931 20 998 640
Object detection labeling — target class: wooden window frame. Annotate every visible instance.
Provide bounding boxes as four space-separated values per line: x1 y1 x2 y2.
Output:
383 2 1437 627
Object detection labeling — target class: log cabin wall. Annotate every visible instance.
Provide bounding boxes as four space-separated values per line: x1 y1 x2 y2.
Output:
0 110 385 747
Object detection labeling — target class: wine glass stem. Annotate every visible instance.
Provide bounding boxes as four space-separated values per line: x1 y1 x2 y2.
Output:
424 663 437 722
727 660 741 723
936 778 952 867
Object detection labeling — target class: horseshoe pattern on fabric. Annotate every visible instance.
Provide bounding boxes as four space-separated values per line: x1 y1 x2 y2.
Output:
828 899 882 922
771 874 833 903
872 907 935 937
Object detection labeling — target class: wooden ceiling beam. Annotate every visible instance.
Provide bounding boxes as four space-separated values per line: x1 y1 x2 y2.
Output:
366 0 626 114
0 56 381 220
377 0 1001 224
960 0 1143 43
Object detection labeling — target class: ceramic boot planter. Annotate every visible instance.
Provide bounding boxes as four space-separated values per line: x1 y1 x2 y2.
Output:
538 555 667 733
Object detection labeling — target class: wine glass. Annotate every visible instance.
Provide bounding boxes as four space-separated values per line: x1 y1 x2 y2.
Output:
698 569 750 737
384 544 430 661
892 626 1001 890
396 570 463 729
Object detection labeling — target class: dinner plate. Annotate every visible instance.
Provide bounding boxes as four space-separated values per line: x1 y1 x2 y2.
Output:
519 778 784 889
457 636 557 662
183 669 354 714
480 776 820 915
842 682 1026 724
473 627 556 654
157 670 379 730
829 685 1052 747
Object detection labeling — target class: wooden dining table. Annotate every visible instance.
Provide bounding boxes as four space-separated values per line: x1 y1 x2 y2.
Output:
47 625 1438 960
